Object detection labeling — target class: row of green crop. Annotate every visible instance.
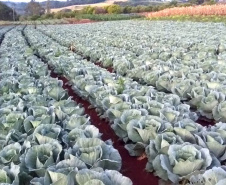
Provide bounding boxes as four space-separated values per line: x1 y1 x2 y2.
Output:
0 26 132 185
23 23 225 184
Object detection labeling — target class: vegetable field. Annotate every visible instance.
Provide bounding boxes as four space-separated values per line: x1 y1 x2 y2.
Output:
1 20 226 185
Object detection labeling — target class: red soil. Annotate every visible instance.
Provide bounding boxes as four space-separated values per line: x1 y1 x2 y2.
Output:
95 62 114 73
49 70 159 185
197 117 215 127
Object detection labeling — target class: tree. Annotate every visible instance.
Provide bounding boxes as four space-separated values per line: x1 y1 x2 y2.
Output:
189 0 204 4
136 5 148 13
0 2 17 21
93 7 107 14
122 6 133 13
169 1 178 7
130 6 138 13
25 0 45 16
106 5 121 14
82 6 95 14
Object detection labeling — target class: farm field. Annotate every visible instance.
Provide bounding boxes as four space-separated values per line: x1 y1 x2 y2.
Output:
1 20 226 185
147 4 226 18
50 0 129 12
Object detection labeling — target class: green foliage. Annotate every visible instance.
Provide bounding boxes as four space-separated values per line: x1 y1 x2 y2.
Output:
178 2 193 7
55 48 62 57
61 11 75 18
41 13 55 19
203 0 216 5
75 14 143 21
169 1 178 6
106 5 122 14
54 12 63 19
189 0 200 4
93 7 107 14
35 11 77 21
82 6 95 14
122 6 133 13
149 15 226 23
116 77 125 94
19 16 26 21
29 15 41 21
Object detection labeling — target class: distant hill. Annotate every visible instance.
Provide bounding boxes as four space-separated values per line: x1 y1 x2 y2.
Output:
115 0 169 6
2 1 27 15
50 0 167 12
1 0 107 15
1 0 167 15
51 0 129 12
40 0 106 8
0 1 17 20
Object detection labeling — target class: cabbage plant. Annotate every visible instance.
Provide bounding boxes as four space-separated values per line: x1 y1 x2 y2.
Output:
64 138 122 171
24 140 62 176
24 22 226 184
62 125 100 147
213 101 226 122
0 143 21 165
75 169 133 185
195 131 226 161
189 166 226 185
0 163 20 185
146 142 219 183
0 26 131 185
198 91 225 119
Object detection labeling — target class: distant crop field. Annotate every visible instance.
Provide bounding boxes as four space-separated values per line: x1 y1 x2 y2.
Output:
50 0 128 12
146 4 226 17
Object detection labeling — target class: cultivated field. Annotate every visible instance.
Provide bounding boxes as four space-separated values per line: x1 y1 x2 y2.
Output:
147 4 226 17
50 0 128 12
1 20 226 185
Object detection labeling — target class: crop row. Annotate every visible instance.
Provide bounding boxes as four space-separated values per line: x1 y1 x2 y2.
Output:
36 21 226 122
22 24 226 184
146 4 226 17
0 26 132 185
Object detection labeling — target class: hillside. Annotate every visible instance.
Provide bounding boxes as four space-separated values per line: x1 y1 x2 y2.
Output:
2 1 26 15
0 1 17 20
1 0 166 15
39 0 106 8
1 0 106 15
50 0 129 12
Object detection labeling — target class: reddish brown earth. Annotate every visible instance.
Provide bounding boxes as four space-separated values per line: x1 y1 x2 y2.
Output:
197 117 215 127
95 62 114 73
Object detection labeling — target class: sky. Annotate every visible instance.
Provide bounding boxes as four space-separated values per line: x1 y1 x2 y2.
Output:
0 0 67 2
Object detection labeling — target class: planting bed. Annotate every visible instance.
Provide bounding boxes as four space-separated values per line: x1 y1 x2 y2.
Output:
49 71 159 185
0 26 132 185
37 21 226 122
1 20 226 185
